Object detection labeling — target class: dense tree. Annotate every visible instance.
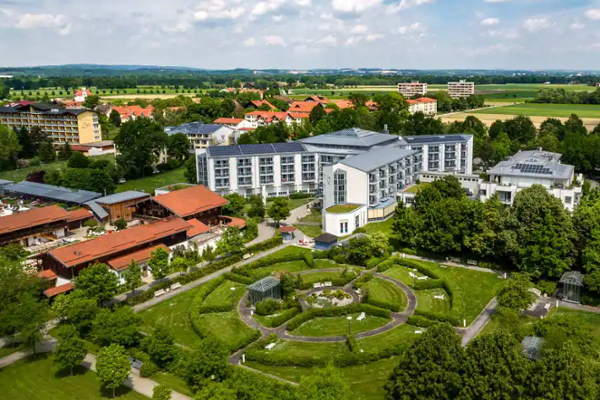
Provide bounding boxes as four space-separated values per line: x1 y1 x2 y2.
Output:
96 344 131 398
267 197 290 227
92 306 141 347
109 109 122 127
309 105 327 124
392 201 421 249
503 115 536 144
53 324 87 376
18 293 49 354
115 118 168 179
181 335 229 390
222 193 246 216
496 273 535 311
63 294 100 336
216 227 244 256
57 143 72 161
170 256 188 276
297 364 352 400
74 263 119 305
152 385 171 400
184 156 197 184
166 133 190 163
67 151 90 168
37 141 56 163
141 324 177 368
385 324 464 400
83 94 101 109
195 383 237 400
464 195 509 259
247 195 266 219
148 247 170 281
400 112 444 136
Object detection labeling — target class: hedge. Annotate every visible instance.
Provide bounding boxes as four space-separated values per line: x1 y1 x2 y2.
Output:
365 257 381 269
346 335 358 353
258 307 302 328
313 250 329 260
353 273 374 289
245 236 283 254
299 274 355 290
234 253 308 277
223 272 254 285
365 297 401 313
413 309 461 326
407 315 439 327
376 259 396 273
286 304 391 332
189 277 229 314
401 248 418 255
413 279 444 290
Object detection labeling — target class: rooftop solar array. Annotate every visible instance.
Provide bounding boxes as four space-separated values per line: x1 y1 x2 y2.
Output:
4 181 101 204
299 128 401 148
206 142 306 158
404 134 472 144
514 163 552 175
488 149 573 180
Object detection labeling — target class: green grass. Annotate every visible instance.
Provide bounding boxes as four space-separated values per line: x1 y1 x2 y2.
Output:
301 270 359 286
250 260 311 280
403 183 428 194
470 103 600 118
265 197 313 211
293 313 391 337
139 283 207 348
298 209 322 223
415 288 452 314
0 354 148 400
362 218 394 236
383 266 427 287
294 224 323 238
202 280 246 308
192 311 257 351
363 277 408 312
115 167 186 194
153 372 194 397
0 345 21 358
245 356 400 400
0 154 115 183
325 204 361 214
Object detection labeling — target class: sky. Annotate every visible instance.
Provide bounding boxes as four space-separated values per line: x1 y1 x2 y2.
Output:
1 0 600 70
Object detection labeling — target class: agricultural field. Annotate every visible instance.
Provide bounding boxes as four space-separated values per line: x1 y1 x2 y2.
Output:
470 103 600 119
9 85 206 100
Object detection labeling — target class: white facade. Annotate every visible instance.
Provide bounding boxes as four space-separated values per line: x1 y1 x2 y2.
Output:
407 98 438 115
448 80 475 98
322 204 368 237
73 88 92 103
405 135 474 175
398 82 428 97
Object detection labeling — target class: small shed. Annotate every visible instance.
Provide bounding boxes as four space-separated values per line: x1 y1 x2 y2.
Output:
247 276 282 305
559 271 584 304
521 336 545 360
314 233 339 251
280 226 297 241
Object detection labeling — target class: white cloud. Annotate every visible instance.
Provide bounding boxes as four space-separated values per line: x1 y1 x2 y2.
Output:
397 22 424 34
481 18 500 26
351 24 368 34
387 0 435 14
273 15 283 22
193 0 245 21
523 18 552 33
58 23 72 35
243 37 256 47
295 0 311 6
317 35 337 46
585 9 600 20
264 35 286 46
332 0 382 13
251 0 285 16
366 33 384 41
484 0 511 2
345 36 361 46
486 29 519 39
10 13 66 29
570 21 585 30
294 44 307 52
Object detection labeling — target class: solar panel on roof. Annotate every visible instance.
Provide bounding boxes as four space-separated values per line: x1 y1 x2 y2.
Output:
273 142 305 153
209 146 243 157
240 144 276 155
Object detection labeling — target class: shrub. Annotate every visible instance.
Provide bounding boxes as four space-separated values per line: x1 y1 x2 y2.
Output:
140 360 160 378
223 272 254 285
413 279 444 290
401 248 417 256
255 299 281 316
289 192 311 199
259 307 302 328
333 254 347 265
353 272 374 288
286 304 390 331
413 310 461 326
313 250 328 259
346 335 358 353
407 315 438 327
366 297 401 312
376 259 396 273
245 236 283 254
29 157 41 167
303 251 313 268
365 258 381 269
352 227 366 234
536 280 557 296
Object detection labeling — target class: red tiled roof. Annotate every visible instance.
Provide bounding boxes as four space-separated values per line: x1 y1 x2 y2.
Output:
43 282 74 298
187 218 211 237
289 102 320 113
334 100 354 109
37 269 57 280
220 216 246 229
238 127 255 131
153 185 228 218
67 208 93 222
288 112 310 119
305 95 329 104
280 226 297 233
250 100 275 109
107 243 169 271
214 117 243 125
245 111 290 121
74 89 93 96
112 105 154 120
0 205 69 235
49 217 191 268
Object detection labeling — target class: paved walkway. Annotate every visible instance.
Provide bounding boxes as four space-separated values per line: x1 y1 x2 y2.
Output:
558 300 600 314
283 200 315 225
402 253 504 275
459 298 497 347
246 222 276 247
0 340 57 369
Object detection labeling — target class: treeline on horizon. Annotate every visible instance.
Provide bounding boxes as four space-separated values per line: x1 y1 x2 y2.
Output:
2 72 600 92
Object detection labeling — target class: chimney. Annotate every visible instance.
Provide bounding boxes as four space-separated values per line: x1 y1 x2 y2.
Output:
382 124 389 135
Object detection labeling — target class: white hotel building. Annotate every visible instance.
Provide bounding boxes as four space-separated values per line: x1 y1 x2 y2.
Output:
448 80 475 98
397 82 428 97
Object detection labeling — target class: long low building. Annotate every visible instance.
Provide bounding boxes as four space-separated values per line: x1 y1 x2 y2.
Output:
3 181 102 206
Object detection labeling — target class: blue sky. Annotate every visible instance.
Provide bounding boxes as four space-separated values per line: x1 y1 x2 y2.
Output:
1 0 600 69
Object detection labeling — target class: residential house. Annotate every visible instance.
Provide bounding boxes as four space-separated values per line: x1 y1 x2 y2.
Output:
165 122 235 150
406 97 438 115
73 88 93 103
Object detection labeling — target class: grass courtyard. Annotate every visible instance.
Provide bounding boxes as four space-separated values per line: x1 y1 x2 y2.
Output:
0 354 147 400
293 224 323 238
293 313 391 337
115 167 186 194
363 277 408 312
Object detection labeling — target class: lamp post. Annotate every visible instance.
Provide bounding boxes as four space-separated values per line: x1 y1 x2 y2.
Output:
231 287 236 311
347 315 352 336
311 249 315 268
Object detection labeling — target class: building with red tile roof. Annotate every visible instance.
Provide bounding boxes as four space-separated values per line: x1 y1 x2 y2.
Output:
73 88 93 102
406 97 437 115
0 205 71 247
46 217 191 277
107 243 169 272
289 101 322 113
112 105 154 123
213 117 244 126
248 100 275 110
303 95 329 104
37 269 58 280
187 218 211 237
43 282 74 298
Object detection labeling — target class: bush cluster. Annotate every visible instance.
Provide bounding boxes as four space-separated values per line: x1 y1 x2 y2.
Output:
365 257 381 269
346 334 358 353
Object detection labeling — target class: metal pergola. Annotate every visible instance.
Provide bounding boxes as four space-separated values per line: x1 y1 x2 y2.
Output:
247 276 282 305
559 271 584 304
521 336 545 360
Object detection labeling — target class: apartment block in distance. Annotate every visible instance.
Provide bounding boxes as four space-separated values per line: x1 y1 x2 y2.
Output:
397 81 428 97
0 103 102 145
448 80 475 98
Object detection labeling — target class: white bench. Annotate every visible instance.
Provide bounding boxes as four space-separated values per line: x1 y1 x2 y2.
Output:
265 343 276 351
313 283 322 289
356 312 366 321
243 253 254 260
417 276 428 280
414 330 423 334
154 289 166 297
544 303 551 310
323 281 332 287
434 294 445 300
170 282 182 291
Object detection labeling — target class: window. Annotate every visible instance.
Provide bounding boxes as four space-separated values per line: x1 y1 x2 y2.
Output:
565 196 572 204
302 172 316 182
355 215 360 228
238 176 252 186
302 155 315 163
334 170 347 205
281 156 294 164
259 157 273 166
340 221 348 234
215 178 229 188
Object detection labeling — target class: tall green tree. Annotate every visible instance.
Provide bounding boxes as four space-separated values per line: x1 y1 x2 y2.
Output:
247 195 266 219
74 263 119 305
216 227 244 256
114 118 168 179
297 364 352 400
152 385 171 400
142 324 176 368
96 344 131 398
184 156 197 184
37 141 56 163
109 109 122 127
67 151 90 168
222 193 246 216
0 124 22 171
267 197 290 227
54 324 87 376
148 248 170 281
91 306 142 347
181 335 229 390
497 273 535 311
57 143 72 161
166 133 190 163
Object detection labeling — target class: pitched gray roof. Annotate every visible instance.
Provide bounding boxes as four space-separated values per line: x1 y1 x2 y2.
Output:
0 179 13 186
488 150 574 180
85 201 109 220
247 276 280 292
166 122 230 136
4 181 101 204
206 142 306 158
299 128 402 148
404 134 472 144
94 191 149 205
559 271 584 286
339 146 417 172
315 232 339 243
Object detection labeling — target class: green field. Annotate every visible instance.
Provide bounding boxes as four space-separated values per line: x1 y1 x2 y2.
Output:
298 209 322 223
202 280 246 308
0 154 115 183
115 167 186 194
383 265 427 288
415 288 452 314
363 277 408 312
470 103 600 118
250 260 311 280
10 85 206 99
293 224 323 238
0 354 148 400
293 313 391 337
191 311 257 351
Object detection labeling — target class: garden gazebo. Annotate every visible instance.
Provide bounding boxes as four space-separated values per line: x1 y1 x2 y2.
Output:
559 271 584 304
521 336 545 360
247 276 282 305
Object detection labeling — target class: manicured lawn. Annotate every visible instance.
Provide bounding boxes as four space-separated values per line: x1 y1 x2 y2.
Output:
384 266 427 288
202 280 246 308
364 277 408 312
193 311 258 351
0 354 148 400
298 209 322 223
250 260 311 280
326 204 361 214
362 218 394 236
403 183 428 194
294 224 323 238
301 270 360 286
153 372 194 397
115 167 186 194
245 356 400 400
415 288 452 314
140 283 207 348
293 313 391 337
0 154 115 183
265 197 313 211
470 103 600 118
